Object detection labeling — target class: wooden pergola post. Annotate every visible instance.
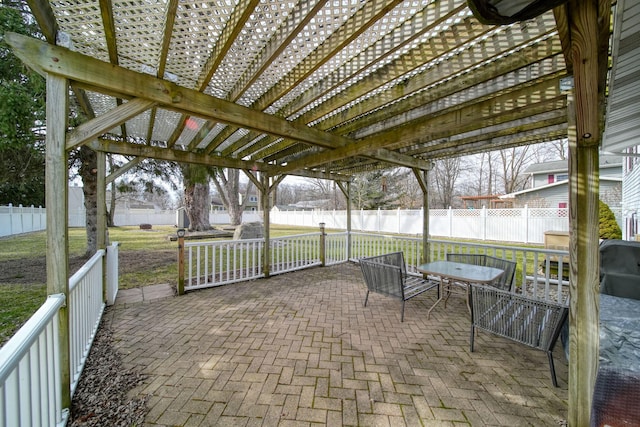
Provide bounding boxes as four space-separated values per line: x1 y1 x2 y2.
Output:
563 0 610 424
45 73 71 411
336 181 352 260
96 150 107 302
346 181 352 260
413 167 430 264
260 172 271 278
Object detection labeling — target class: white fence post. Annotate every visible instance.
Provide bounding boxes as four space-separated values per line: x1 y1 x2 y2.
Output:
448 207 453 238
524 205 529 244
8 203 13 235
106 242 119 305
482 206 487 241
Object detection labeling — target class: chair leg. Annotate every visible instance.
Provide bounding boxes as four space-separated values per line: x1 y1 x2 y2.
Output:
548 351 558 387
470 324 475 352
401 300 405 322
364 290 370 307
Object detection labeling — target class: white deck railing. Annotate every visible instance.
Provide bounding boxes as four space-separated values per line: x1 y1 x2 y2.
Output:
0 294 67 427
183 231 568 303
325 232 349 265
185 238 265 290
68 250 107 396
106 242 119 305
270 233 322 275
0 245 118 426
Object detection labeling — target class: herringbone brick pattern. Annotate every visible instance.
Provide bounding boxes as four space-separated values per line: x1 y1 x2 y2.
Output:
105 263 568 426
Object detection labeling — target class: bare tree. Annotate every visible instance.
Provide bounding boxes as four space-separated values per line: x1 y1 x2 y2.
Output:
498 146 533 194
432 157 463 208
211 168 253 225
550 139 568 160
396 169 423 209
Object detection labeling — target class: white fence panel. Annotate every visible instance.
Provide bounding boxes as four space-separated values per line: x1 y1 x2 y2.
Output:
271 206 620 244
68 250 106 396
0 294 67 427
528 208 570 240
271 233 322 275
486 209 525 242
185 239 264 290
325 232 348 265
0 205 46 237
450 210 482 240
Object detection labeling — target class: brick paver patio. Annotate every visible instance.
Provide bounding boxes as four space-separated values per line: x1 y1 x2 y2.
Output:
104 263 568 426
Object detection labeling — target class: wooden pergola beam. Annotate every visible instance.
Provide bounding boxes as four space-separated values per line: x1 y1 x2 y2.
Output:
6 33 431 174
277 78 566 174
66 99 157 150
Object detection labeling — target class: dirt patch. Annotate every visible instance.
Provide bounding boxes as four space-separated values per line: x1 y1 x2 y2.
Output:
0 255 90 284
0 250 176 286
120 250 176 275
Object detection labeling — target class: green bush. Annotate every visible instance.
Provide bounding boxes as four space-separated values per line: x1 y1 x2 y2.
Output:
599 200 622 240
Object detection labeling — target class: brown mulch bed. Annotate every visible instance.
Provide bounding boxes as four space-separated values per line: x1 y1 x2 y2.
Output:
69 316 149 426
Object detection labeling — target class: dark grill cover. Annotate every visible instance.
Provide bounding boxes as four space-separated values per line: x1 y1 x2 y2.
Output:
599 240 640 300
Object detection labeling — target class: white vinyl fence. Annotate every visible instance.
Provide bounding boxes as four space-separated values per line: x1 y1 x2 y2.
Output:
0 205 46 237
0 244 119 426
2 204 621 245
272 206 622 244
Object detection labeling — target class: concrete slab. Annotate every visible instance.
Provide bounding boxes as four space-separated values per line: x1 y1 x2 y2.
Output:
114 284 174 305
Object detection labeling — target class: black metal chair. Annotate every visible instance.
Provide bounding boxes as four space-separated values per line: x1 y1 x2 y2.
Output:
359 252 438 322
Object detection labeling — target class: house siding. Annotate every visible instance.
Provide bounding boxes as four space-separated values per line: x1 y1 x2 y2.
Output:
622 156 640 239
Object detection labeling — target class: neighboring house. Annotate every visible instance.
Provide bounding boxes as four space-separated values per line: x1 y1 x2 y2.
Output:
499 156 622 209
210 189 259 212
621 146 640 240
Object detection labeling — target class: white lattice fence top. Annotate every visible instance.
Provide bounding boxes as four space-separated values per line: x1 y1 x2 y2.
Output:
530 208 569 218
487 209 522 218
452 209 481 217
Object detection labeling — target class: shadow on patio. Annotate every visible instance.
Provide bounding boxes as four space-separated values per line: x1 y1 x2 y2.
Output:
105 263 568 426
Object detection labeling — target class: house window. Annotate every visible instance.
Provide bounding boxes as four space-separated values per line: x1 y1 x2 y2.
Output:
556 174 568 182
548 174 555 184
249 196 258 202
558 202 567 209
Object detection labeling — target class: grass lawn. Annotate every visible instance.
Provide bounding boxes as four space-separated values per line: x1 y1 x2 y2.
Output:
0 224 323 346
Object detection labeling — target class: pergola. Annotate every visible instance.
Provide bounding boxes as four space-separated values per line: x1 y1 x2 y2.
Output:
7 0 617 424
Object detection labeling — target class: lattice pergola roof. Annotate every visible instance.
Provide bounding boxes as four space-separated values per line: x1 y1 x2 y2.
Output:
18 0 582 181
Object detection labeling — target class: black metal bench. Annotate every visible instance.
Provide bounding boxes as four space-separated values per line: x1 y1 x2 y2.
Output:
359 252 438 322
469 283 568 387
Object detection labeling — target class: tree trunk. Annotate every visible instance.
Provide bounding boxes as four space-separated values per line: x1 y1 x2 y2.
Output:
78 146 97 256
107 181 116 227
184 181 211 231
106 155 116 227
226 179 243 226
211 168 250 226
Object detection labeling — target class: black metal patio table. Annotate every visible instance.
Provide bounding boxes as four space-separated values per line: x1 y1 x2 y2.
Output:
418 260 504 318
